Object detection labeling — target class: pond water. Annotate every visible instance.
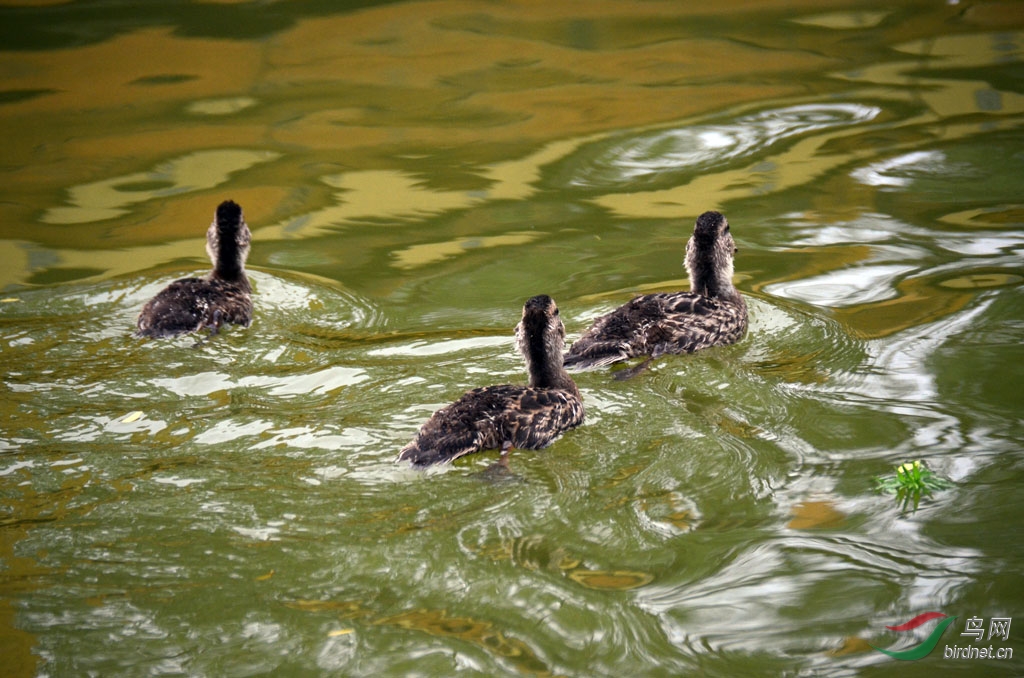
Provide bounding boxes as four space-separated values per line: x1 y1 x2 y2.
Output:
1 1 1023 676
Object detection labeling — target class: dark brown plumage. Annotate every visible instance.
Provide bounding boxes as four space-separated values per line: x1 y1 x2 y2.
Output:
135 200 253 339
563 211 747 372
398 295 585 467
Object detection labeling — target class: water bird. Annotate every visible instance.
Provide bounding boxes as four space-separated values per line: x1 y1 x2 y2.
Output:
398 295 585 467
563 210 747 378
135 200 253 339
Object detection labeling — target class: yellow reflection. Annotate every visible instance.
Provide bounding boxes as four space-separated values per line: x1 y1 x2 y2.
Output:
833 274 975 339
0 521 40 677
939 205 1024 228
0 27 261 117
938 272 1022 289
0 242 32 291
828 635 874 657
465 533 655 591
320 170 480 222
567 570 654 590
791 11 890 29
392 232 539 269
787 500 846 530
186 97 258 116
373 608 551 674
43 149 281 224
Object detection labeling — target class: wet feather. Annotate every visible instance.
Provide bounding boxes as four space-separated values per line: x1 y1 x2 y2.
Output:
564 211 747 370
135 200 253 339
399 295 584 467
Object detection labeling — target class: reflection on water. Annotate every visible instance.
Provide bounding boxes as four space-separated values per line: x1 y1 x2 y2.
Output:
1 0 1023 676
43 150 281 225
556 103 881 190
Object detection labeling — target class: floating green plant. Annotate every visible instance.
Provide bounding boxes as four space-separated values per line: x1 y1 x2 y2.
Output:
874 460 953 511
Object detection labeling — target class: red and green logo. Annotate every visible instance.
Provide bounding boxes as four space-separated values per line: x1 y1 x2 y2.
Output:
871 612 958 660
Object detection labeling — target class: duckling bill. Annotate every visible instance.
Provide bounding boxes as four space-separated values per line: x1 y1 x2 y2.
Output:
399 295 585 467
563 211 747 374
135 200 253 339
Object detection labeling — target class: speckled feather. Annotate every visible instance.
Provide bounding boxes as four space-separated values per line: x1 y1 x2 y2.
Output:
562 292 746 369
564 211 747 370
397 384 584 466
135 277 252 338
399 295 584 467
135 200 252 338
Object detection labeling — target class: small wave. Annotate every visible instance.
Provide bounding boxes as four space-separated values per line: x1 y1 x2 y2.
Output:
552 103 881 190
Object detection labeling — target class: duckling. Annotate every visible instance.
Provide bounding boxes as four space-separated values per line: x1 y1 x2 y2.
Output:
563 211 747 377
399 295 585 467
134 200 253 339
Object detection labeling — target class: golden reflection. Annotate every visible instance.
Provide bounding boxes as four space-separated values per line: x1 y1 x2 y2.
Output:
828 635 874 657
392 231 539 269
0 523 41 677
833 274 975 339
0 27 261 116
938 272 1022 290
634 491 699 534
465 533 655 590
284 599 369 618
939 205 1024 228
567 570 654 591
372 607 556 676
318 170 480 224
43 149 281 224
787 499 846 530
186 97 258 116
790 10 890 29
287 593 556 675
591 116 886 220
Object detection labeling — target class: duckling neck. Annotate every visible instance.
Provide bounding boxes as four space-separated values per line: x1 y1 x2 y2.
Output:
212 263 250 290
528 362 578 393
525 342 578 392
212 240 248 286
692 274 738 303
687 256 739 304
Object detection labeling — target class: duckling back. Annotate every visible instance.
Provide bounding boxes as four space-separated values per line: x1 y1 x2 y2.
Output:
399 294 584 467
135 277 252 338
563 292 746 370
563 211 747 370
399 384 584 466
135 200 253 339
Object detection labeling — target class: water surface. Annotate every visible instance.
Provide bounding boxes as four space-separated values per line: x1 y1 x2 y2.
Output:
1 1 1023 676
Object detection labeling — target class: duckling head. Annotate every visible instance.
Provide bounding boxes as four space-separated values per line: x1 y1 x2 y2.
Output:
515 295 574 389
205 200 251 282
685 210 738 300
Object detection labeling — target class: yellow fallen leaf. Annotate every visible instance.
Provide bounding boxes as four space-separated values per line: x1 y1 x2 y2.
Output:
328 629 354 637
120 411 144 423
1 298 19 303
255 570 274 581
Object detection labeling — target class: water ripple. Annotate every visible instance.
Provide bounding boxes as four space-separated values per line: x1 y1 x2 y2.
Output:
551 103 880 190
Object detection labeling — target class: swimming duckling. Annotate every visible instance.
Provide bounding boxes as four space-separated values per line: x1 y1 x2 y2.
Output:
563 211 747 377
399 295 585 467
135 200 252 339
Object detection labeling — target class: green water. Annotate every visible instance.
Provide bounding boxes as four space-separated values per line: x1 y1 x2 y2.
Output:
1 1 1023 676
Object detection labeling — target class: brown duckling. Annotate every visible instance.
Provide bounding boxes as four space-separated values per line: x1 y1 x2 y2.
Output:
135 200 252 339
563 211 747 377
399 295 585 467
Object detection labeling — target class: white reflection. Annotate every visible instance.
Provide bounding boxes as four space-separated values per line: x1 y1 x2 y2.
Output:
766 264 915 308
576 103 880 186
850 150 947 188
368 335 509 357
